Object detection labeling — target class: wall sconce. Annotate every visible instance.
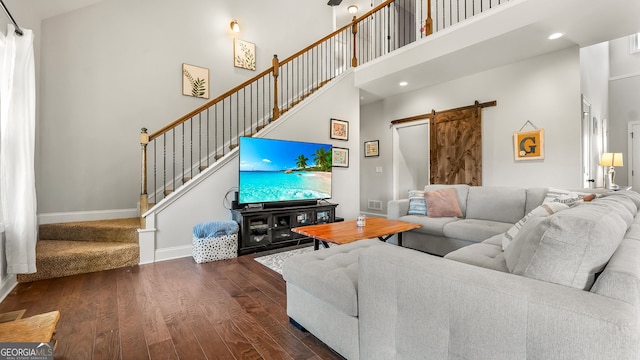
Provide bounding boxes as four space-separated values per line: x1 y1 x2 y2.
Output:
600 152 623 189
347 5 358 14
230 20 240 33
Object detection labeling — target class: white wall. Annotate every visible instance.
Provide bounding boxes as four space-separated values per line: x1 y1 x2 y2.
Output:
360 47 583 212
37 0 334 215
609 34 640 186
151 72 360 260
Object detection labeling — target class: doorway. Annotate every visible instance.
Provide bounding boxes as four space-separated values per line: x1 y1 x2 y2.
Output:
392 120 429 199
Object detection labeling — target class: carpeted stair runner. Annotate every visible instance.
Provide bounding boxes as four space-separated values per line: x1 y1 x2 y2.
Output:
17 218 141 283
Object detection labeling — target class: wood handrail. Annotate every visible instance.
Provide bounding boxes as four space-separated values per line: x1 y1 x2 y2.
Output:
278 0 397 66
150 0 420 140
149 66 274 140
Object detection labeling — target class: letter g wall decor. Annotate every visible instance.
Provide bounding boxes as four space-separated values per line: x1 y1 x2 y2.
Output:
513 122 544 161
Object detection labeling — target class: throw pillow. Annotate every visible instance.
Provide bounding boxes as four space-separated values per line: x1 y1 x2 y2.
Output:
504 202 628 290
543 187 595 206
425 188 463 218
501 202 569 251
407 190 427 216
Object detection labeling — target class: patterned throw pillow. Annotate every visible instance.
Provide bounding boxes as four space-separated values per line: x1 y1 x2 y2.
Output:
543 187 594 206
501 202 569 250
407 190 427 216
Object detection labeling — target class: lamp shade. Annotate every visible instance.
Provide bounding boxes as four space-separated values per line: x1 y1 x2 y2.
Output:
600 152 624 167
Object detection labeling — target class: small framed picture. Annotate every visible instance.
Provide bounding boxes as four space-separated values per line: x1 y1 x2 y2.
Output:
364 140 379 157
330 118 349 141
182 63 209 99
513 129 544 161
332 147 349 167
234 38 256 71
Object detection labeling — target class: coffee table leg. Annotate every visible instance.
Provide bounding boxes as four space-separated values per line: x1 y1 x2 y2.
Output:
314 239 319 251
397 232 403 247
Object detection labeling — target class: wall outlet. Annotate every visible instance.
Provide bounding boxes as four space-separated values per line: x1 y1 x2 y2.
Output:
375 167 383 173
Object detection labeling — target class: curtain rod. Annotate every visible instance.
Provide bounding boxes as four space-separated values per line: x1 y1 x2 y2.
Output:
0 0 23 36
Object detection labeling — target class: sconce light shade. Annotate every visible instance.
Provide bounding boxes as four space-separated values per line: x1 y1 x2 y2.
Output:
348 5 358 14
230 20 240 32
600 152 623 167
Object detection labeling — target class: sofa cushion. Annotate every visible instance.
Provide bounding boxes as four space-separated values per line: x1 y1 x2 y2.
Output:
465 186 527 223
525 188 548 214
407 190 427 216
443 219 512 243
398 215 459 236
502 202 569 250
444 234 508 272
590 239 640 307
425 188 463 218
504 202 629 290
282 239 384 316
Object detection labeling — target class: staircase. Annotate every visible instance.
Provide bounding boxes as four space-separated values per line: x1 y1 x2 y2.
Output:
17 218 140 283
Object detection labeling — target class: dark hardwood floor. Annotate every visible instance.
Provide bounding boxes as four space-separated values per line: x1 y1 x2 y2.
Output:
0 254 345 360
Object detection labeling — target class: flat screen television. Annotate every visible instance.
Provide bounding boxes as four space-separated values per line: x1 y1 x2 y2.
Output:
238 137 332 206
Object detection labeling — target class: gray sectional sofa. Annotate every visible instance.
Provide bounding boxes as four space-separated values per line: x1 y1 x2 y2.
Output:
388 184 586 256
283 186 640 359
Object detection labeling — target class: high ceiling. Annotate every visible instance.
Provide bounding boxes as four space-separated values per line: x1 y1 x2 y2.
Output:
354 0 640 103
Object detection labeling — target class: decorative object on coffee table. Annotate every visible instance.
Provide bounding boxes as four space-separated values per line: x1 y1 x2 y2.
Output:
330 118 349 140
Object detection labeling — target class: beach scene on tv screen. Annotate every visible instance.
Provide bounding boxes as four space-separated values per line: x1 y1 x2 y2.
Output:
239 138 332 204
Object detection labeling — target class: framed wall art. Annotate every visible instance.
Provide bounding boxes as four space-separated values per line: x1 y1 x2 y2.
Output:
330 118 349 140
332 147 349 167
182 63 209 99
513 128 544 161
364 140 379 157
234 39 256 71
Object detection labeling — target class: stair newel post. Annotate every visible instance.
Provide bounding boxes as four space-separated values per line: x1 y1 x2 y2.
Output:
351 16 358 68
424 0 433 36
140 127 149 215
272 54 280 121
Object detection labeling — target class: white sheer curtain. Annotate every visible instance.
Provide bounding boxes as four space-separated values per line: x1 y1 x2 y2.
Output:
0 24 36 274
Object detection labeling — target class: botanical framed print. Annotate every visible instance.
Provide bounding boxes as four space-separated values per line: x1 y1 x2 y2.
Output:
330 118 349 140
332 147 349 167
513 129 544 161
182 63 209 99
234 39 256 71
364 140 379 157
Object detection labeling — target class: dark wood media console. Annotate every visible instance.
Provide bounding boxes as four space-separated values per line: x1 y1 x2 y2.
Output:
231 202 338 255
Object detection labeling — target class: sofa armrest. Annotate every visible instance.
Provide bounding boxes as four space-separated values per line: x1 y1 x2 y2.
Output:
387 199 409 219
358 245 640 360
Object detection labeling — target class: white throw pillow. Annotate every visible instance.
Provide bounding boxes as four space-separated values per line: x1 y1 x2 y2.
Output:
543 187 593 206
502 202 569 250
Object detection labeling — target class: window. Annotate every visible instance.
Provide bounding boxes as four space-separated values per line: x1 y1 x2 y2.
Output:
630 33 640 54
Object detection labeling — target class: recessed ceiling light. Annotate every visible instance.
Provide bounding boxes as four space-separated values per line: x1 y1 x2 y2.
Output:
548 32 564 40
399 81 408 87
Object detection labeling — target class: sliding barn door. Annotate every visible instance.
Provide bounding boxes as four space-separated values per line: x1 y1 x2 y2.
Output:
430 106 482 185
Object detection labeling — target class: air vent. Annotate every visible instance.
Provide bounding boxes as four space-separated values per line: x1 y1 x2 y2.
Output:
368 200 382 211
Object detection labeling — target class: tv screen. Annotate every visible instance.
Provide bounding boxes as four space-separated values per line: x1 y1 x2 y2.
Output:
238 137 332 205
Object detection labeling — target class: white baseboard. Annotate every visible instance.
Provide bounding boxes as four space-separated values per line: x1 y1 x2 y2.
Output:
0 274 16 303
154 245 193 263
38 208 138 224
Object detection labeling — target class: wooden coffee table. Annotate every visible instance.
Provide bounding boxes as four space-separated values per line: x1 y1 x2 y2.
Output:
292 217 421 250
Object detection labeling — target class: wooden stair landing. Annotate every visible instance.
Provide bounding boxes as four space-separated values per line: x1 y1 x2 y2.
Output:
17 218 140 283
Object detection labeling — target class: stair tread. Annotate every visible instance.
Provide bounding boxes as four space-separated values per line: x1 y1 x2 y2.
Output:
39 218 140 243
17 240 139 283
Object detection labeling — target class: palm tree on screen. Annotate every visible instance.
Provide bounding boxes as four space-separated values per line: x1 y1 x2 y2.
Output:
296 154 309 170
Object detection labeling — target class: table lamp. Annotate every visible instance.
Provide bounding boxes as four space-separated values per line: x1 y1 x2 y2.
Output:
600 152 623 190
